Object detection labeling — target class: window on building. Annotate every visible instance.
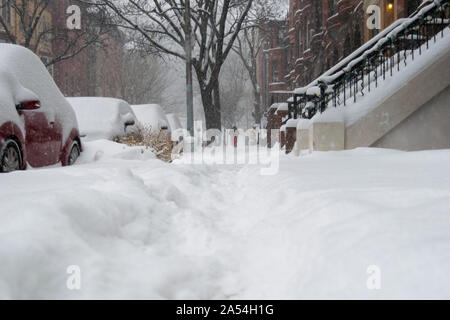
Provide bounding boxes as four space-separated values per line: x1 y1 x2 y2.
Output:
278 29 284 45
298 29 302 57
371 28 379 39
354 27 361 51
285 47 290 74
314 1 322 31
305 19 310 50
290 45 294 68
329 0 337 16
407 0 421 16
343 34 351 58
272 60 279 82
333 48 339 65
4 0 11 25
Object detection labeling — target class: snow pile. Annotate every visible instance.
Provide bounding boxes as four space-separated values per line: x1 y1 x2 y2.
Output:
0 44 78 141
0 144 449 299
67 97 138 141
297 118 311 130
131 104 170 132
286 119 298 128
276 104 289 113
269 102 287 110
312 106 344 123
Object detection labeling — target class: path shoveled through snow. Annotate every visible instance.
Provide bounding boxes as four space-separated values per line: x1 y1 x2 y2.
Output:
1 140 449 299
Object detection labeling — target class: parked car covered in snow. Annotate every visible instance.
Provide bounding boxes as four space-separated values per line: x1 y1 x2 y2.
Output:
67 97 138 141
0 44 82 173
166 113 183 132
131 104 170 133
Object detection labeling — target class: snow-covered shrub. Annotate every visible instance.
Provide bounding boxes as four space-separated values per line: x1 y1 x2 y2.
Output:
115 124 173 162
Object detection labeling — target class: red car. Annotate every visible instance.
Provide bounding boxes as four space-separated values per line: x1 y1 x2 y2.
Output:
0 44 82 172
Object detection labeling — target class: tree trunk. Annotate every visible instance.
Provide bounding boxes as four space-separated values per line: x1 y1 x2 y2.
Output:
194 64 222 130
200 87 222 130
252 77 262 125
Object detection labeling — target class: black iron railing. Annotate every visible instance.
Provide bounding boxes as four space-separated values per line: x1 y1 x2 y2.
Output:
289 0 450 120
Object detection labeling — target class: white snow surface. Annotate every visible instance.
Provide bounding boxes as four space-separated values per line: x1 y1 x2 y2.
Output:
131 104 170 132
0 44 78 142
166 113 183 131
0 142 450 299
67 97 138 141
286 119 298 128
297 118 312 130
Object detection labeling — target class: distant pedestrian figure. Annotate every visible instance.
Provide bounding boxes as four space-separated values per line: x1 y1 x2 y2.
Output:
232 126 238 148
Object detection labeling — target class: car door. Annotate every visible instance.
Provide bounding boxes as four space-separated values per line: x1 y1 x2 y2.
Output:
46 116 63 165
21 106 55 167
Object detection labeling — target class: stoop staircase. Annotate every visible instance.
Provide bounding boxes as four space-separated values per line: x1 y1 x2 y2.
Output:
285 0 450 153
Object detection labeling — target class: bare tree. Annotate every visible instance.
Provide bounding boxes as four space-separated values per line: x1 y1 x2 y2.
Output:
85 0 254 130
120 49 168 105
233 28 263 124
0 0 108 66
233 0 287 124
220 52 249 128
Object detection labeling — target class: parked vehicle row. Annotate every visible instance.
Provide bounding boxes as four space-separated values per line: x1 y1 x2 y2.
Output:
0 44 182 173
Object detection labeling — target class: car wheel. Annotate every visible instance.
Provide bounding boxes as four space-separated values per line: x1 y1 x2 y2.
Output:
68 141 80 166
0 139 22 173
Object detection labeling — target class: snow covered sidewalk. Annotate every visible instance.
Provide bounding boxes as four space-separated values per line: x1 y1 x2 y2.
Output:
0 141 449 299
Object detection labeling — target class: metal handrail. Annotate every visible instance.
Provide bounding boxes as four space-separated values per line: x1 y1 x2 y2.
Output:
290 0 449 120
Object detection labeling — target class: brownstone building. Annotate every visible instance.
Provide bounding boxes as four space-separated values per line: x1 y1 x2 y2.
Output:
50 0 89 97
256 20 290 112
257 0 423 115
50 0 125 99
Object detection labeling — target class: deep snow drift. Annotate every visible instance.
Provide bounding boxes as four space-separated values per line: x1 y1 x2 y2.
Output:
0 141 449 299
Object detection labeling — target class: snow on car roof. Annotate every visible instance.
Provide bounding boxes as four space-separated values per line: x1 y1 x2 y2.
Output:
67 97 137 140
131 104 170 132
166 113 183 131
0 44 77 141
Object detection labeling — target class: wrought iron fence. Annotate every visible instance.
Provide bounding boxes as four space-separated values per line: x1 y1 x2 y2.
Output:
289 0 450 120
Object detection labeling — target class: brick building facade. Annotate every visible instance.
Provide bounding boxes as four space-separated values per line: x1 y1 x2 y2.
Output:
92 30 125 98
1 0 124 99
257 0 423 115
50 0 125 99
0 0 53 63
50 0 89 97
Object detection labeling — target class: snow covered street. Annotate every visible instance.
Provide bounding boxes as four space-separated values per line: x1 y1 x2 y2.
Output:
1 141 450 299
